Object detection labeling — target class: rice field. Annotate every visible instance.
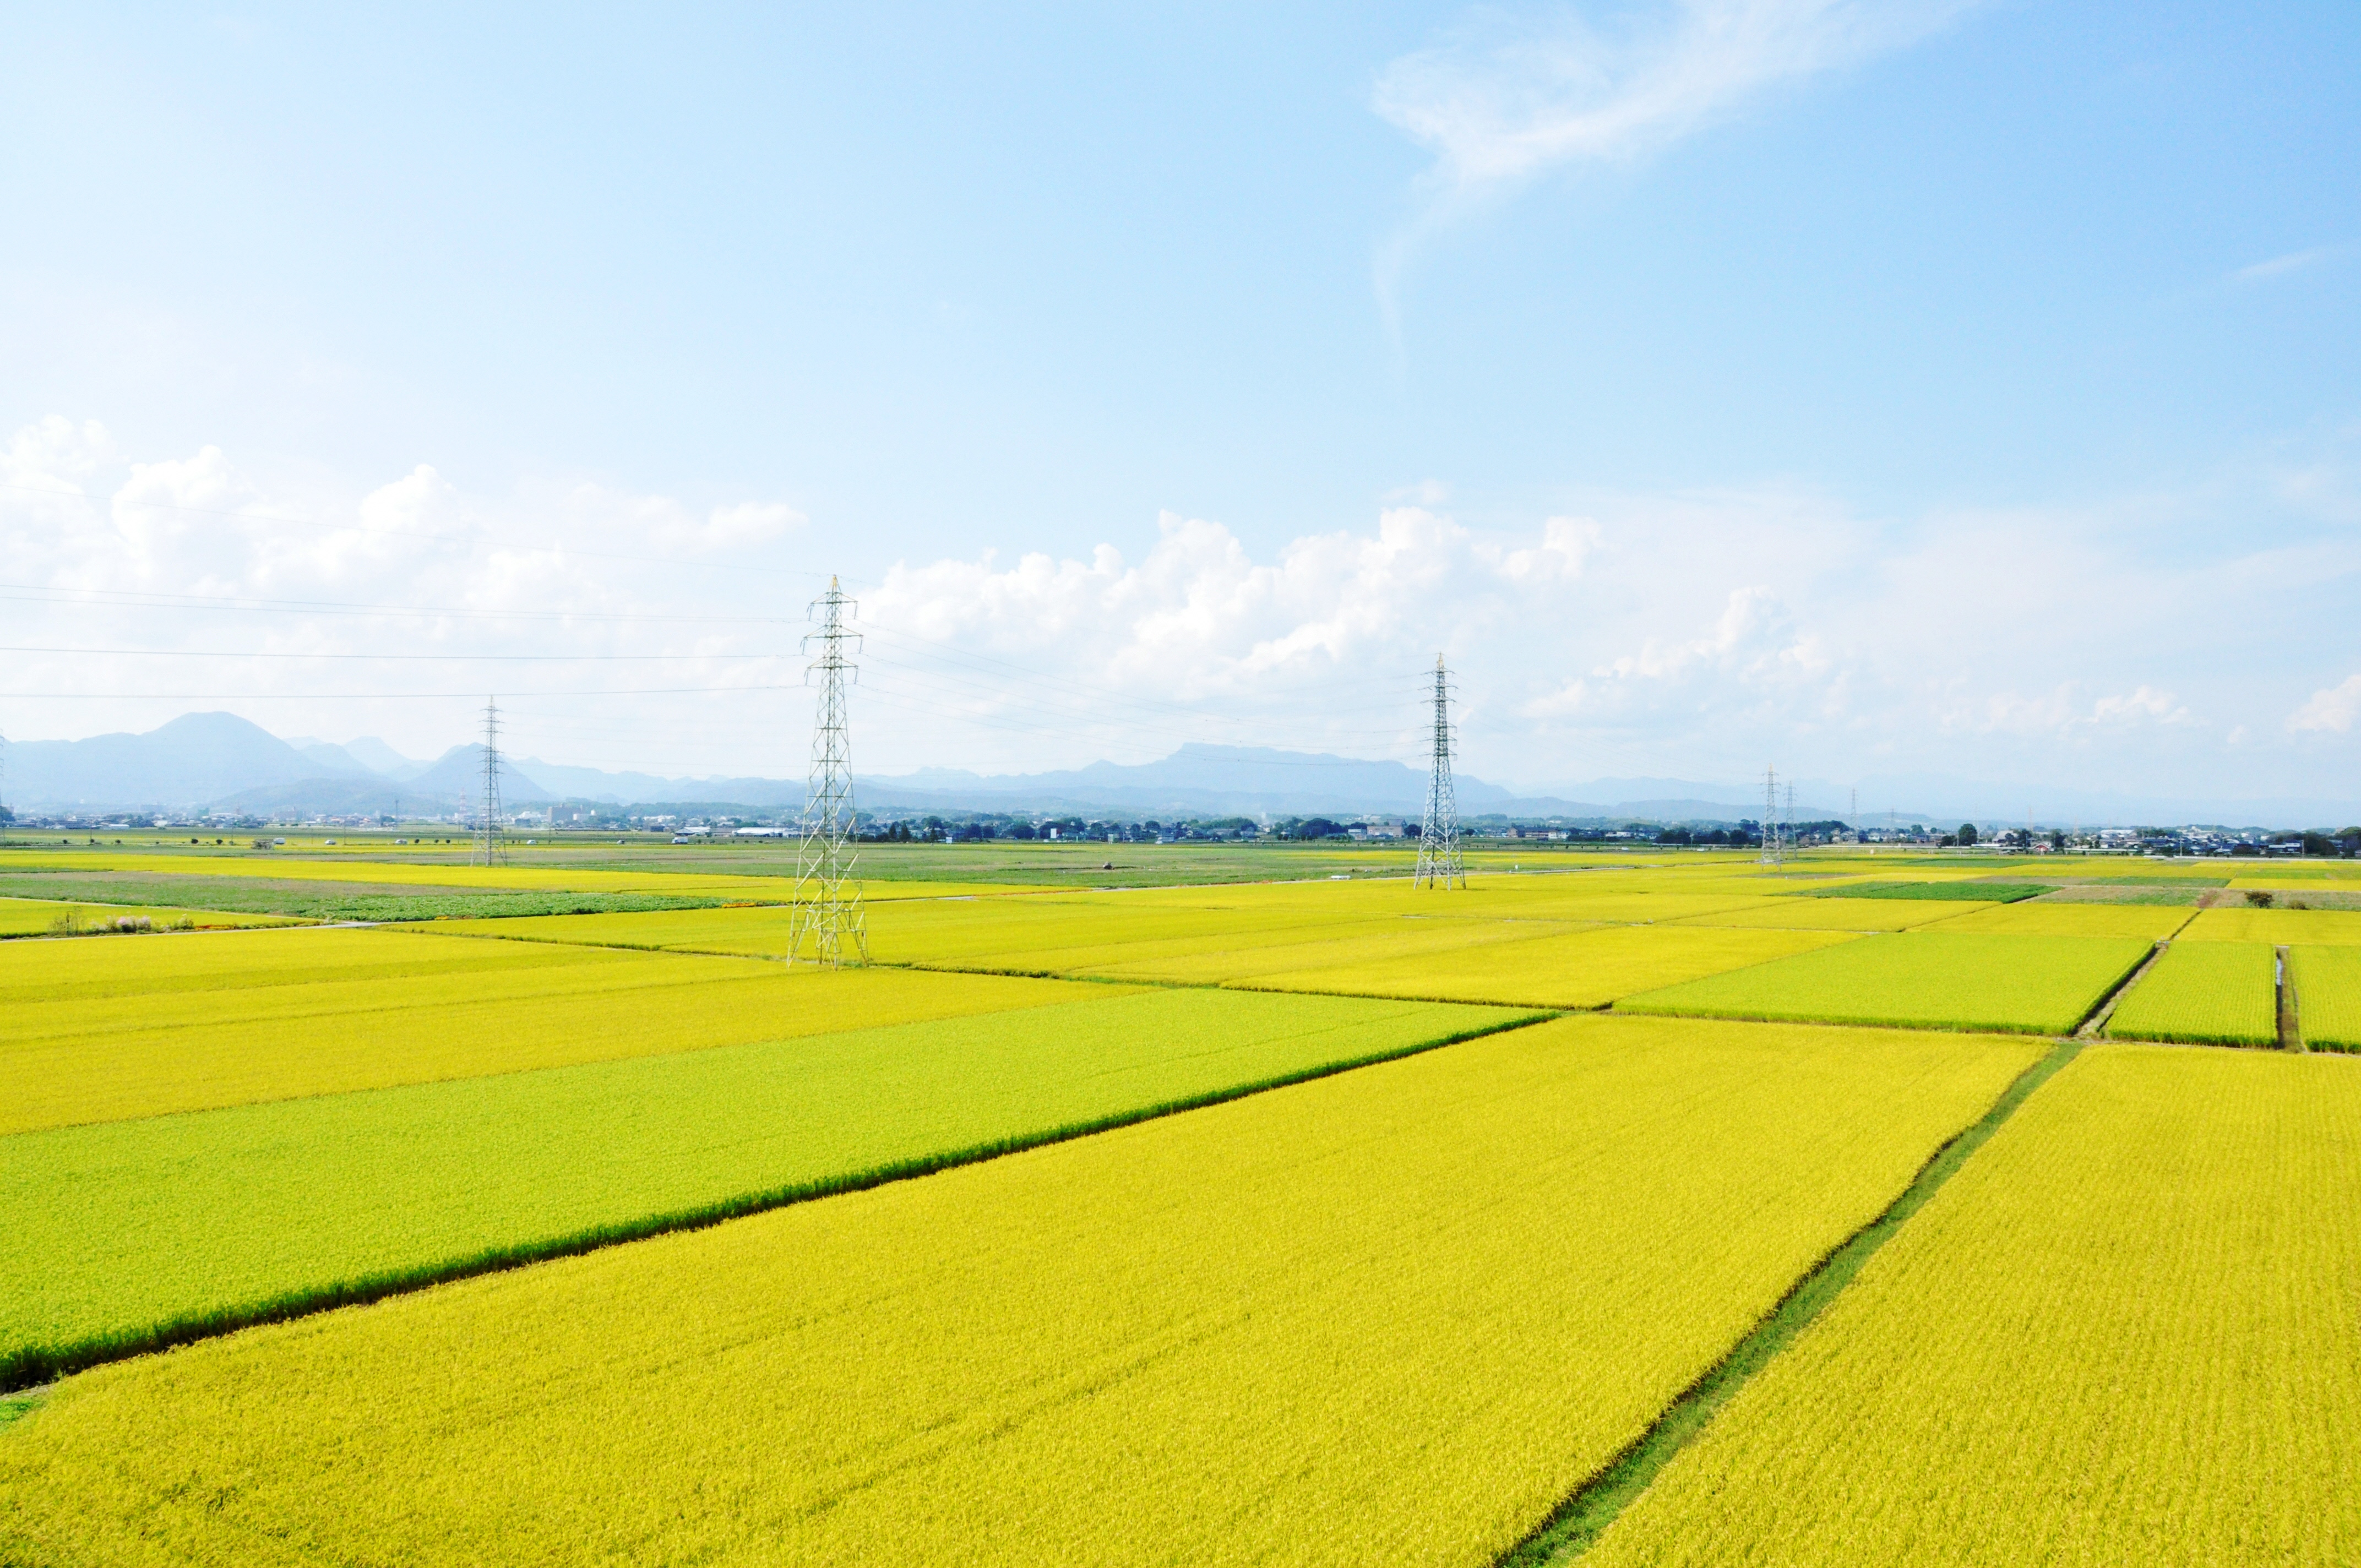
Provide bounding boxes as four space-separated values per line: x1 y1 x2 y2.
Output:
1582 1045 2361 1565
2179 906 2361 945
3 984 1527 1389
0 896 306 937
1618 931 2154 1035
0 1016 2042 1567
2104 940 2278 1046
1236 921 1861 1008
6 843 2358 1564
0 927 1089 1133
2291 945 2361 1051
1932 899 2196 940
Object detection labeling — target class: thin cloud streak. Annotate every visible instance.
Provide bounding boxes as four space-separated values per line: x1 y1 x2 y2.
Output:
1370 0 1982 325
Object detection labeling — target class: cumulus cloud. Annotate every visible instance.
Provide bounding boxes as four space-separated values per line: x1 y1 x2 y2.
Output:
2290 674 2361 734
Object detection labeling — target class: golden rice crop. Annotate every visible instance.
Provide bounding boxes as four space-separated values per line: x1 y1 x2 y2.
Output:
0 1015 2041 1566
1620 932 2153 1035
1239 923 1862 1009
2179 906 2361 945
1585 1044 2361 1566
2 989 1529 1390
2103 940 2277 1046
0 897 303 938
1930 900 2197 940
2291 945 2361 1050
1667 896 1989 932
0 850 1022 900
0 927 1093 1134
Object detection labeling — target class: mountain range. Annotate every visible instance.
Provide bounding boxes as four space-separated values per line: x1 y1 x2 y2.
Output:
2 712 2354 829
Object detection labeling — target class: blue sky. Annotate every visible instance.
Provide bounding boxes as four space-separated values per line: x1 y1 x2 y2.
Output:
4 2 2359 814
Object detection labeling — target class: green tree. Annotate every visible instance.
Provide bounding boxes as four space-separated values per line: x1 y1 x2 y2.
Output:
1957 822 1979 846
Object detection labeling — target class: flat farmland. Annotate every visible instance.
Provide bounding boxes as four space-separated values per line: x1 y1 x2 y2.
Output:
1619 931 2153 1035
2180 906 2361 944
2292 946 2361 1051
3 985 1528 1388
1933 900 2196 940
0 1016 2043 1567
1584 1046 2361 1566
2106 941 2278 1047
1666 896 1990 932
0 897 306 937
0 927 1089 1133
1237 922 1861 1008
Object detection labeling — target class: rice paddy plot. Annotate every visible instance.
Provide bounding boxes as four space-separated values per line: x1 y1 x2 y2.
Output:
0 850 1020 900
0 987 1528 1391
0 927 1085 1134
1238 923 1861 1009
1584 1045 2361 1567
1619 932 2153 1035
0 897 303 938
0 1016 2043 1567
1805 880 2055 903
1934 900 2196 940
2291 946 2361 1052
2104 941 2277 1046
1667 897 1987 933
2179 907 2361 945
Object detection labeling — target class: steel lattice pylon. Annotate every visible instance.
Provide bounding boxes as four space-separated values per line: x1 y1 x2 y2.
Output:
1413 654 1464 890
475 698 507 867
790 578 868 966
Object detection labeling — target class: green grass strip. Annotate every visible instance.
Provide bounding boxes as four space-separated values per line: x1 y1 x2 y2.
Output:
1802 880 2055 903
1497 1034 2086 1566
0 1388 43 1430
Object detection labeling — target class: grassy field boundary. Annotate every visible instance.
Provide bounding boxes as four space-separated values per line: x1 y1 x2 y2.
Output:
0 1009 1552 1394
1497 1034 2086 1565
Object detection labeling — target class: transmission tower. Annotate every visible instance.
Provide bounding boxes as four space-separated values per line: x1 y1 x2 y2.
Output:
1413 654 1464 889
475 698 507 866
790 577 868 966
1760 766 1782 867
1785 781 1796 854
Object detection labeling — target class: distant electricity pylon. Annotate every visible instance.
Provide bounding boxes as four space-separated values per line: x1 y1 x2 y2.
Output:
1413 654 1464 890
475 698 507 867
790 576 868 966
1760 766 1783 868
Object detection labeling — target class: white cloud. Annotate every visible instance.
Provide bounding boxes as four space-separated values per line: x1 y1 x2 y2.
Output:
6 415 2361 804
1374 0 1977 201
2290 674 2361 734
2234 244 2354 285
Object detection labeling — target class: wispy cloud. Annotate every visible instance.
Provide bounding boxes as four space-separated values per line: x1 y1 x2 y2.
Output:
1374 1 1977 202
2234 243 2354 285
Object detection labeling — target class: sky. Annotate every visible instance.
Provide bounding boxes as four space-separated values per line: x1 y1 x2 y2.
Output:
3 1 2359 812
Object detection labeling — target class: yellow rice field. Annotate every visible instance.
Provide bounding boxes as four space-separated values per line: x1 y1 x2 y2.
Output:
0 928 1096 1133
1667 896 1991 932
1585 1045 2361 1566
2179 906 2361 945
1930 900 2197 939
0 897 305 937
0 1015 2041 1567
1237 922 1862 1009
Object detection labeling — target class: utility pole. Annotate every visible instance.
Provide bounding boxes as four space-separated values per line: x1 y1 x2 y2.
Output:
1413 654 1464 889
790 576 868 966
1785 781 1797 856
475 699 506 867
